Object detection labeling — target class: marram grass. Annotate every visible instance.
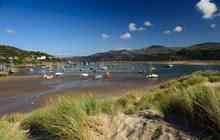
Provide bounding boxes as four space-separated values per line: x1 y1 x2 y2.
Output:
0 120 27 140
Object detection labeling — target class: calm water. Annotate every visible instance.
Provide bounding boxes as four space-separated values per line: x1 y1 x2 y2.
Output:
17 63 220 79
14 63 220 91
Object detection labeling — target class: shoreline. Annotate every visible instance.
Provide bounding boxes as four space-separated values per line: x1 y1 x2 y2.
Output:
14 60 220 67
0 74 165 115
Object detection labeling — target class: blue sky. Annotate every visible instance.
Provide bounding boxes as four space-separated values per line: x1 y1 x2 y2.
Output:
0 0 220 56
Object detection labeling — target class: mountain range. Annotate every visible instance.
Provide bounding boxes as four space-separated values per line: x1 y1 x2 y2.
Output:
83 42 220 61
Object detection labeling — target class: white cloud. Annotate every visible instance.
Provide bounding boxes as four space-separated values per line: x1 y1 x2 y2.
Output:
210 23 216 28
138 27 145 31
196 0 218 19
5 29 16 35
101 33 110 39
120 32 131 40
163 30 172 35
144 21 152 27
128 22 137 32
128 22 145 32
174 26 184 32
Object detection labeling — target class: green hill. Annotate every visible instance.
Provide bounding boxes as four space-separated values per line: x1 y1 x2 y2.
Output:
0 44 53 64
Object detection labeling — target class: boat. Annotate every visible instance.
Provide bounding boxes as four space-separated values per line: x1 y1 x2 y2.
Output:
146 74 159 78
43 74 54 80
104 71 112 79
94 74 103 80
55 72 64 77
80 73 89 79
166 64 174 68
146 63 159 79
151 67 156 71
166 59 174 68
29 68 34 72
100 66 108 71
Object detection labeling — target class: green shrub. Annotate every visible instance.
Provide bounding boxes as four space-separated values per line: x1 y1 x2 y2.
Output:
99 100 115 114
116 94 138 114
0 121 27 140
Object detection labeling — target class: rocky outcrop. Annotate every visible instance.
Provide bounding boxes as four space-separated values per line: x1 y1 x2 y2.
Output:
87 110 192 140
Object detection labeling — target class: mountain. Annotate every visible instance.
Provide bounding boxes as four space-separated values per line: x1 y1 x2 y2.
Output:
0 44 53 64
82 42 220 61
177 42 220 60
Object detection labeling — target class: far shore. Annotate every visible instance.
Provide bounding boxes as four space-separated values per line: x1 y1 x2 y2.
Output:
19 60 220 65
90 60 220 65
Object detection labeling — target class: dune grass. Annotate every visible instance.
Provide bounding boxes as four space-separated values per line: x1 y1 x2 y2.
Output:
21 96 119 140
0 120 27 140
134 71 220 138
1 71 220 140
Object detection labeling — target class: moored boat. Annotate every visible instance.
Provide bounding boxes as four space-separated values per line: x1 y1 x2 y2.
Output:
146 63 159 79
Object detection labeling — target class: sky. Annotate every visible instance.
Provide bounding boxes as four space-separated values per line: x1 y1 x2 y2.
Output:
0 0 220 56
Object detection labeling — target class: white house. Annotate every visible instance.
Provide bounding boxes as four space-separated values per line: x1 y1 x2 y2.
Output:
37 56 47 60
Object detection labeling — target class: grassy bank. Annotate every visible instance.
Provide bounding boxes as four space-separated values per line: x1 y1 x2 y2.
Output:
1 71 220 139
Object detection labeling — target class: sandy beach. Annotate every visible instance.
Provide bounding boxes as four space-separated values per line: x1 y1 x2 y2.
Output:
0 74 164 115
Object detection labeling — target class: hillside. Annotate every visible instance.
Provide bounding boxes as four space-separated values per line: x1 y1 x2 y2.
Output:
177 42 220 60
82 42 220 61
0 44 53 64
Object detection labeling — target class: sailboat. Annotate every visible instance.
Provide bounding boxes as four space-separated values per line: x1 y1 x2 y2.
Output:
146 63 159 79
165 59 174 68
167 64 174 68
55 63 64 77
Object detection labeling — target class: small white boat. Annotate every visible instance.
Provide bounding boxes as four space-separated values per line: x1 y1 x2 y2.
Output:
43 74 54 80
146 74 159 79
55 72 64 76
80 73 89 78
146 62 159 79
94 74 103 80
29 68 34 72
151 67 156 71
100 66 108 71
166 64 174 68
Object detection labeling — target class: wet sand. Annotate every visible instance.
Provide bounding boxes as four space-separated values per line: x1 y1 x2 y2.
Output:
0 75 51 114
0 74 165 115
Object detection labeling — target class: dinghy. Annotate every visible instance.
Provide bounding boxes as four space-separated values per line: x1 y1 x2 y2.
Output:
43 74 54 80
166 64 174 68
146 63 159 79
80 73 89 79
146 74 159 78
55 72 64 77
94 74 103 80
